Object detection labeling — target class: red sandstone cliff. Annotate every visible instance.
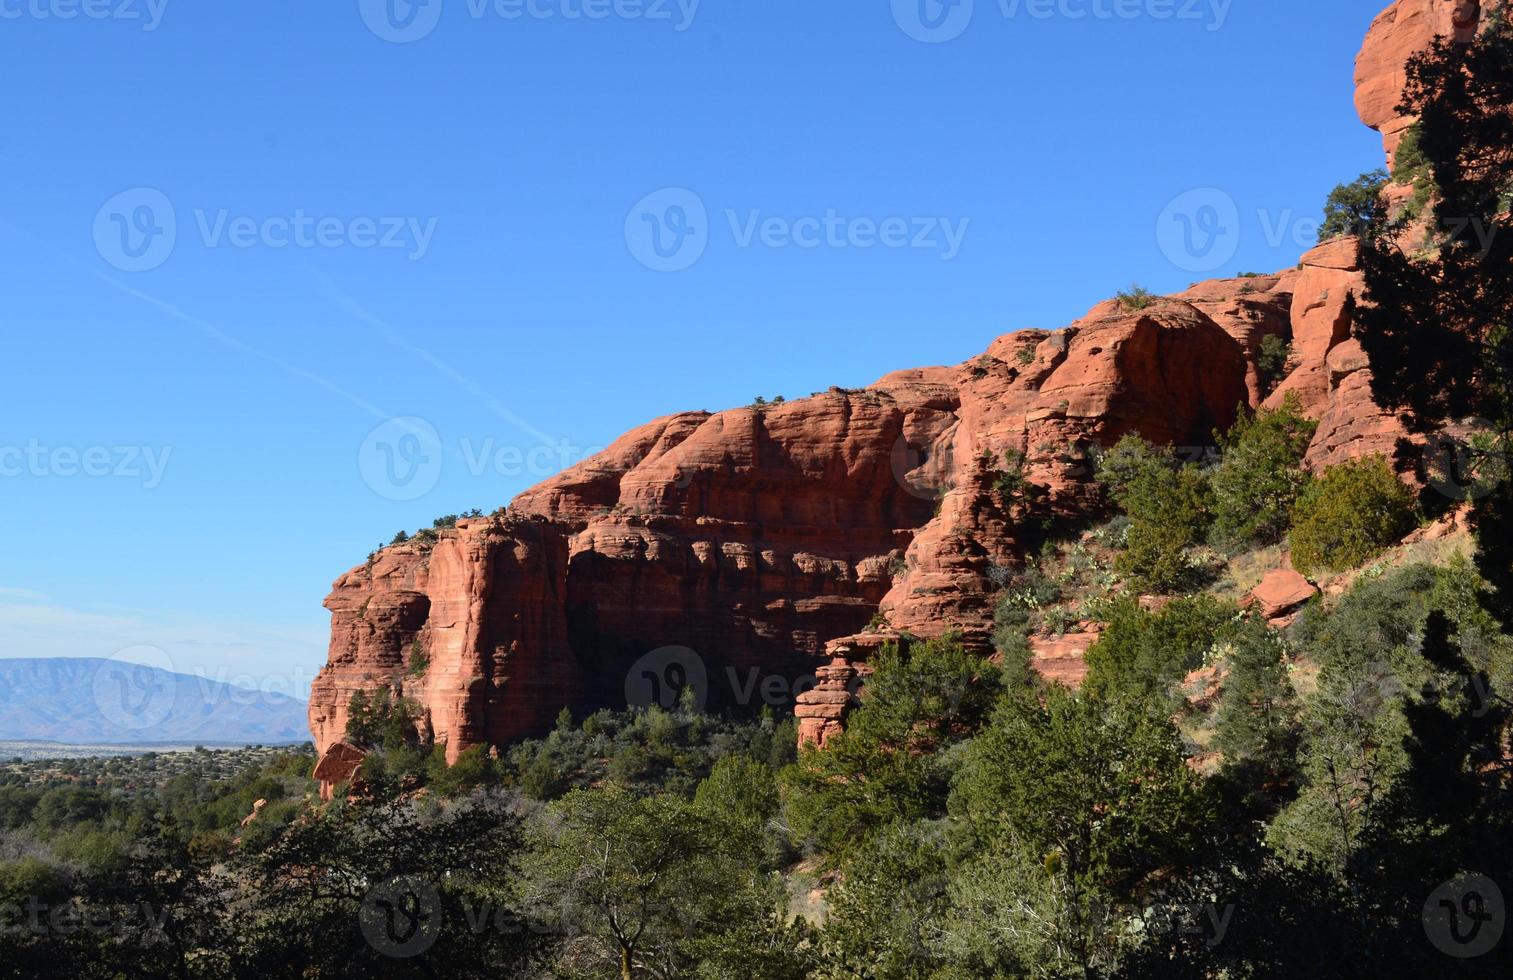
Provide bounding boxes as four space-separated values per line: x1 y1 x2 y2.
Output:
308 1 1475 772
1355 0 1487 168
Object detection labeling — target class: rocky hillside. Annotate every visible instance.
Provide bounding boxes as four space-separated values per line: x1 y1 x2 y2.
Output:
308 0 1483 777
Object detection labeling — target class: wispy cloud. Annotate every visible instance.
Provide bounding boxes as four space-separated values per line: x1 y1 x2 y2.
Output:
93 270 394 421
317 273 559 445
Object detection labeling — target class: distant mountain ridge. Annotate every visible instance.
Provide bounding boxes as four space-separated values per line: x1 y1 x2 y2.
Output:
0 657 308 745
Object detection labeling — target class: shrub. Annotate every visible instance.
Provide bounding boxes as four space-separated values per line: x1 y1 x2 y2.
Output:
1256 333 1292 392
993 562 1062 631
1208 396 1317 550
1212 616 1300 780
344 688 422 753
1115 284 1158 311
1289 456 1418 574
1083 595 1237 709
1318 170 1387 242
781 637 1001 861
951 686 1211 896
407 639 430 677
990 449 1052 547
1390 123 1438 220
1096 436 1211 593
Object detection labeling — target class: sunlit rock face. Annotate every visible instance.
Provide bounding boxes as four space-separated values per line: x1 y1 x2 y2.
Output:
310 0 1472 773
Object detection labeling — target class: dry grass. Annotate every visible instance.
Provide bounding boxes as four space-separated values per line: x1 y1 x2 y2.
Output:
1206 544 1288 603
1314 519 1474 598
785 855 832 926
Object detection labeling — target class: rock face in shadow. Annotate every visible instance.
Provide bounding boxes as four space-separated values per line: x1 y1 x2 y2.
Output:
309 0 1466 773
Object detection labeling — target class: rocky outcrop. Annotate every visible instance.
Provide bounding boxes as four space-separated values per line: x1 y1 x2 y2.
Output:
310 1 1473 770
1028 630 1099 688
1265 239 1361 419
310 516 577 764
1257 239 1408 472
311 742 367 802
1355 0 1487 169
879 299 1253 645
239 799 267 830
311 293 1260 773
1177 273 1297 405
795 633 893 747
306 281 1427 771
1243 568 1319 626
1309 355 1410 472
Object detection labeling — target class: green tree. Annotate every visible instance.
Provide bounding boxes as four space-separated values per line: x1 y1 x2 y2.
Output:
344 688 422 753
234 796 549 979
694 754 787 869
1115 284 1158 310
817 821 956 980
950 688 1212 976
1355 16 1513 620
1288 456 1418 574
526 787 803 980
1208 395 1317 550
1096 435 1211 593
1265 568 1433 881
1317 169 1387 242
1389 123 1439 220
781 638 1002 861
1256 333 1292 394
1082 594 1236 711
1212 615 1301 794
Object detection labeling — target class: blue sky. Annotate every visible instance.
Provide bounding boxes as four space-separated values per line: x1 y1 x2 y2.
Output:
0 0 1391 694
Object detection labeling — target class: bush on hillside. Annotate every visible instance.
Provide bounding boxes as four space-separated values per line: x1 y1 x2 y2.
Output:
1256 334 1292 394
1096 435 1211 593
1289 456 1418 575
1116 285 1158 311
1208 396 1317 550
1082 594 1237 709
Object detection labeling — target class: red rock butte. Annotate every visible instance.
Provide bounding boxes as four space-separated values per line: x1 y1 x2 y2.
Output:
308 0 1487 780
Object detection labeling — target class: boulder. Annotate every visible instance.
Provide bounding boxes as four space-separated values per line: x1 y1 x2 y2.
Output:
1244 568 1319 622
312 742 367 802
1028 630 1100 688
